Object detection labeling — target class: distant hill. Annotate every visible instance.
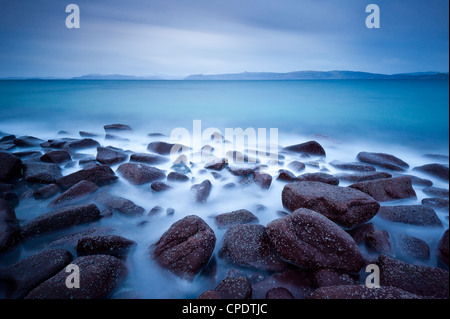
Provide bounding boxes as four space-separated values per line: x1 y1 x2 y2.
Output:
70 73 169 80
185 70 449 80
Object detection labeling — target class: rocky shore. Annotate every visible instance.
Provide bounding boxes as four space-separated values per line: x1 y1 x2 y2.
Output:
0 125 448 299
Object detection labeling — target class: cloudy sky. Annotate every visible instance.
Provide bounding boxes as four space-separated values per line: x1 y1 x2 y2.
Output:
0 0 448 77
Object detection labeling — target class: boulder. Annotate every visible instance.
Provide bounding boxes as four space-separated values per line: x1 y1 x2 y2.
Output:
349 176 416 202
356 152 409 171
378 205 442 227
378 254 449 299
215 209 259 228
104 124 132 132
147 141 186 156
25 255 128 299
93 192 145 217
22 162 63 184
312 269 357 288
329 160 376 172
265 287 294 299
277 170 296 182
56 165 118 189
117 163 165 185
219 224 287 272
0 199 20 254
151 182 173 192
296 172 339 186
204 159 227 171
151 215 216 279
401 174 433 187
48 180 99 208
422 198 449 210
13 136 45 147
198 290 221 299
397 234 430 260
283 141 326 156
76 235 136 259
64 138 100 150
308 285 422 299
334 171 392 183
413 163 449 181
96 147 127 165
266 209 363 272
253 172 272 189
40 150 71 164
191 180 212 203
167 171 189 182
214 276 252 299
422 186 449 198
129 153 169 165
287 161 306 172
437 229 449 266
282 181 380 228
0 152 22 182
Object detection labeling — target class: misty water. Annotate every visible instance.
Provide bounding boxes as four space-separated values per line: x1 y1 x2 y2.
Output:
0 80 448 298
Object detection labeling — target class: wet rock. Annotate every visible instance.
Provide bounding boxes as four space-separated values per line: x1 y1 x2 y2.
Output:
215 209 259 228
14 136 45 147
397 234 430 260
283 141 326 156
23 162 63 184
308 285 422 299
167 171 189 182
253 172 272 189
0 152 22 182
117 162 165 185
94 192 145 217
266 287 294 299
25 254 128 299
204 159 227 171
96 146 127 165
334 171 392 183
366 229 392 255
422 186 449 198
198 290 221 299
401 174 433 187
166 207 175 215
219 224 287 272
65 138 100 150
287 161 306 172
56 165 118 189
378 205 442 227
41 138 75 149
296 172 339 186
329 160 376 172
40 150 71 164
76 235 136 259
277 170 296 182
21 204 102 240
349 176 416 202
312 269 357 288
151 182 173 192
147 141 186 156
191 180 212 203
227 166 255 176
151 215 216 278
413 163 449 181
129 153 169 165
46 227 114 251
0 249 73 299
0 199 20 254
356 152 409 171
437 229 449 266
48 180 99 208
104 124 132 132
378 254 449 299
0 134 15 142
282 181 380 228
79 131 98 138
266 209 363 272
422 198 449 210
214 276 252 299
0 142 15 151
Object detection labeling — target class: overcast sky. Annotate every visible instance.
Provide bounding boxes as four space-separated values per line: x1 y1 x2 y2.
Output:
0 0 448 77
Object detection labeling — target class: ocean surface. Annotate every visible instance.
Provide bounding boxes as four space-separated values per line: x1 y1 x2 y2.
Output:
0 80 449 299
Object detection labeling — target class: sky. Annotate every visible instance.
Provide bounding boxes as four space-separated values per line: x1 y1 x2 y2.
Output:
0 0 448 78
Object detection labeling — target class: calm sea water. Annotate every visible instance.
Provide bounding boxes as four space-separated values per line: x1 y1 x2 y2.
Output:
0 80 448 153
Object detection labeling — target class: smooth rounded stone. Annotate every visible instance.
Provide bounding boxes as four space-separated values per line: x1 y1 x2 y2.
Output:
148 206 163 217
282 181 380 228
219 224 287 272
151 215 216 279
204 159 227 171
356 152 409 171
20 204 102 240
253 172 272 189
378 205 443 227
0 141 15 151
437 229 449 266
167 171 189 182
147 141 186 156
198 290 221 299
399 174 433 187
13 136 45 147
312 269 357 288
349 176 416 202
76 235 136 259
378 254 449 299
94 192 145 217
422 186 449 198
214 276 252 299
117 162 165 185
64 138 100 150
265 287 294 299
366 229 392 255
210 172 222 180
23 162 63 184
166 207 175 215
397 234 430 260
0 199 20 254
46 226 114 251
252 268 314 299
79 131 98 138
0 152 22 182
296 172 339 186
329 160 376 172
129 153 169 165
40 138 75 149
287 161 306 172
0 249 73 299
277 169 296 182
282 141 326 156
214 209 259 228
227 166 255 176
307 285 422 299
105 134 129 142
413 163 449 181
0 134 15 142
422 197 449 210
191 180 212 203
40 150 71 164
25 254 128 299
150 181 173 192
96 146 127 165
48 180 99 208
266 209 363 272
56 165 118 189
334 171 392 183
223 182 236 189
104 123 132 132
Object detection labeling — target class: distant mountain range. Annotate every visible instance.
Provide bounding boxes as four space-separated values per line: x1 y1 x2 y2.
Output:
1 71 448 80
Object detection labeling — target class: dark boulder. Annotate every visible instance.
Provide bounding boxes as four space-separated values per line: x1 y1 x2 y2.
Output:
413 163 449 181
422 186 449 198
422 197 449 210
104 124 132 132
401 174 433 187
296 172 339 186
93 192 145 217
0 152 22 182
117 162 165 185
312 269 357 288
397 234 430 260
356 152 409 171
96 147 127 165
198 290 221 299
0 199 20 254
253 172 272 189
167 171 189 182
76 235 136 259
287 161 306 172
227 166 255 176
14 136 45 147
437 229 449 266
215 209 259 228
147 141 186 156
265 287 294 299
23 162 63 184
378 205 443 227
349 176 416 202
334 171 392 183
48 180 99 208
214 276 252 299
40 150 71 164
129 153 169 165
191 180 212 203
329 160 376 172
277 170 296 182
33 184 60 200
56 165 118 189
283 141 326 156
151 182 173 192
204 159 227 171
64 138 100 150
